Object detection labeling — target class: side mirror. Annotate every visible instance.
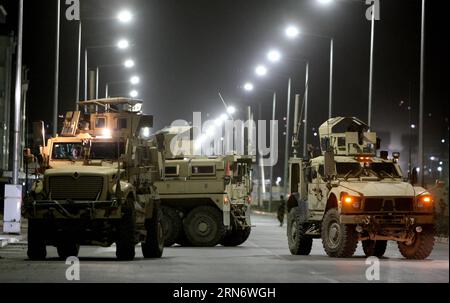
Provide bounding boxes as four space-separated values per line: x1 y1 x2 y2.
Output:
305 167 312 183
410 168 418 185
324 150 337 178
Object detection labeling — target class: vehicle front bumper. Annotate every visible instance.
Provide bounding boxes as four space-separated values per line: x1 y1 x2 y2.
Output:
23 200 122 220
340 213 434 225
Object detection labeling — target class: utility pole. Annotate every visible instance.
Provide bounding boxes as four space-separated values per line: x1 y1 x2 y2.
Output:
4 0 24 234
283 78 292 196
418 0 426 186
269 92 276 213
53 0 61 136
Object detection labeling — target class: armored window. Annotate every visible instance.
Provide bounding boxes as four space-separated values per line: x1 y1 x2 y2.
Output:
192 165 215 175
95 117 106 128
165 166 179 176
117 118 127 129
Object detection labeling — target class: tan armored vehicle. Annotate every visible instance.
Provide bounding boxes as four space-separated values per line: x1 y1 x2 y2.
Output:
23 98 165 261
154 127 254 247
287 117 435 259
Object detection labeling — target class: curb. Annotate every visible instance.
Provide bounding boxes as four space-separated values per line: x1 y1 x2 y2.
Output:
0 235 23 248
435 237 449 244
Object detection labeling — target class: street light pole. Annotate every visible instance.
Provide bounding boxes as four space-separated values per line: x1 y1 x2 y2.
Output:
418 0 426 186
53 0 61 136
76 21 81 110
368 6 375 128
12 0 24 186
328 38 334 119
84 48 88 101
283 78 292 196
95 66 99 99
269 92 276 213
303 62 310 158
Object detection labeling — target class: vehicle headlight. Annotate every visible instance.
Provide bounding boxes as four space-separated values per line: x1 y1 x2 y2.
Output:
341 193 361 210
416 194 433 208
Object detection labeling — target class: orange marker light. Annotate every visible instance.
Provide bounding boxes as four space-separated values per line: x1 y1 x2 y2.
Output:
343 196 353 204
421 196 432 203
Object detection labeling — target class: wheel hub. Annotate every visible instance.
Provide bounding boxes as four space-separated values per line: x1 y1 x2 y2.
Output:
329 222 341 248
198 221 209 234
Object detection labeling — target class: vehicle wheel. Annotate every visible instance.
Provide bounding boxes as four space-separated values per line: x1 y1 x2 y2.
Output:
287 207 313 255
183 205 224 247
362 240 387 257
161 206 182 247
27 219 47 260
321 208 358 258
56 241 80 260
398 226 435 260
221 225 251 247
142 208 164 258
116 198 136 261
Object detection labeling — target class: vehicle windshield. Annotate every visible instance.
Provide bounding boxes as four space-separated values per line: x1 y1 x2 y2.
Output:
233 162 249 183
52 142 84 160
51 141 126 161
336 162 401 180
90 142 126 160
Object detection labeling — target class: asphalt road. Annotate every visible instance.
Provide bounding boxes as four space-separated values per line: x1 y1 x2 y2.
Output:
0 213 448 283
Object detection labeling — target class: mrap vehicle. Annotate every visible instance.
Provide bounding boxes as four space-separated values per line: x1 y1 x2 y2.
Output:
286 116 435 259
23 98 165 261
154 127 254 247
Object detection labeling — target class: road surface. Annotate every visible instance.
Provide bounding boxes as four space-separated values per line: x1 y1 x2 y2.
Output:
0 213 448 283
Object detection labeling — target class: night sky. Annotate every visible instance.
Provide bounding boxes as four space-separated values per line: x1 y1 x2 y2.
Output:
1 0 449 179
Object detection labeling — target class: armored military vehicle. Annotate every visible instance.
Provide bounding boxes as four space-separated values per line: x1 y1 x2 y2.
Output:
23 98 165 261
154 127 254 247
286 116 435 259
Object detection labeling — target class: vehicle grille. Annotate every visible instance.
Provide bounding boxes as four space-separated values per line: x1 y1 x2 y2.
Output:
363 198 383 211
49 176 104 201
363 198 414 212
394 198 414 211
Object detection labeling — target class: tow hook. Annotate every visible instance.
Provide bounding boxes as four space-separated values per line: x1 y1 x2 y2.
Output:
355 225 363 233
362 216 371 225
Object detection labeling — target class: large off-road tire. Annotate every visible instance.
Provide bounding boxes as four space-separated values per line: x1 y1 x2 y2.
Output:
362 240 387 257
56 240 80 260
287 207 313 255
398 226 435 260
142 208 164 258
321 208 358 258
183 205 225 247
161 206 182 247
116 198 136 261
27 219 47 260
221 225 251 247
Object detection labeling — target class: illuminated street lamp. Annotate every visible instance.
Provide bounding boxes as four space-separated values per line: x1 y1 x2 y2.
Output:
285 25 299 39
129 90 138 98
317 0 334 5
227 106 236 115
117 10 133 23
124 59 135 68
130 76 140 85
117 39 130 49
255 65 268 76
267 50 281 63
244 82 254 92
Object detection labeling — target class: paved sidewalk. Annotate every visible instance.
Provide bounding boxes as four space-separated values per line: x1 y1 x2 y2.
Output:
0 215 26 248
